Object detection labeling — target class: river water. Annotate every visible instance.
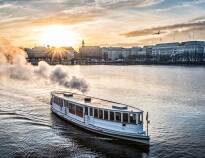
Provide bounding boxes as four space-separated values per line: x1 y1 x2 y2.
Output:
0 65 205 158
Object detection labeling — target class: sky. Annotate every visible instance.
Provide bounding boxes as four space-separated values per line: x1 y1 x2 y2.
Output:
1 0 205 48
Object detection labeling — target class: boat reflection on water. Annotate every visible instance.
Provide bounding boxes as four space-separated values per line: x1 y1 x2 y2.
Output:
50 113 149 158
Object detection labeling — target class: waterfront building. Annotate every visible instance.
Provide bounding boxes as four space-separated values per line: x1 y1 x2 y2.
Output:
78 46 103 60
26 47 50 64
126 47 148 63
130 47 141 57
144 46 153 62
101 47 109 61
178 41 205 62
122 48 131 60
137 47 147 62
151 42 180 62
102 47 131 61
53 47 76 65
104 47 123 61
151 41 205 63
26 40 205 65
26 46 76 65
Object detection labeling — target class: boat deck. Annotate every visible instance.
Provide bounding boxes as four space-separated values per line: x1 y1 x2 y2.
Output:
52 91 143 113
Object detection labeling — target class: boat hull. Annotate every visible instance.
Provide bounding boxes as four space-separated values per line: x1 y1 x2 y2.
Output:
51 106 150 146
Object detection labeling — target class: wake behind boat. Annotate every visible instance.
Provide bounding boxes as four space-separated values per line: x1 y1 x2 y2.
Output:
50 91 150 145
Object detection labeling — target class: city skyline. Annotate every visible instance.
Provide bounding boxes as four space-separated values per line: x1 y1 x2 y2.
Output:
1 0 205 48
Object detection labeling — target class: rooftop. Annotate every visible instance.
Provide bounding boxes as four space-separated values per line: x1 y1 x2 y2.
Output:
52 91 143 113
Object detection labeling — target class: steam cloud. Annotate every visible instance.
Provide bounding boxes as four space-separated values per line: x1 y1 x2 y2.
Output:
0 37 88 93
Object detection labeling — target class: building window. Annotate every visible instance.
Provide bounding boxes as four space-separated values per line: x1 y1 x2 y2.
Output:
76 106 83 117
69 103 75 115
99 109 103 119
104 110 108 120
123 113 128 123
115 112 121 122
130 113 136 124
90 108 93 116
110 111 114 121
94 108 98 118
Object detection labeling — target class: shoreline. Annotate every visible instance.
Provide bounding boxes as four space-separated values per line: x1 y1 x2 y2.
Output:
29 61 205 66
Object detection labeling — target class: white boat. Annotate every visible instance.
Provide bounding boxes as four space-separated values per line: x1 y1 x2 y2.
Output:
50 91 150 145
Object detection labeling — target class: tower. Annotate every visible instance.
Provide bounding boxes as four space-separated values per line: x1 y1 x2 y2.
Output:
82 40 85 47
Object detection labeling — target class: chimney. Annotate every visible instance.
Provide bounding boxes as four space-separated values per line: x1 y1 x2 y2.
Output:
64 93 73 97
84 97 91 103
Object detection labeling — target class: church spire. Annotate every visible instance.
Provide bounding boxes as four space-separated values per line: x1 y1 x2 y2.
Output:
82 40 85 47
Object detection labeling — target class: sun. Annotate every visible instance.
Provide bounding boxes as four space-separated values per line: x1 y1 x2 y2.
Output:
39 25 80 47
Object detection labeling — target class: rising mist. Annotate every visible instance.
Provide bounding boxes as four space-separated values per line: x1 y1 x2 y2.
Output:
0 37 88 93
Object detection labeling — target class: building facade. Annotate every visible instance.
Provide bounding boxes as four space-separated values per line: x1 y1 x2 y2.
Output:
26 46 76 65
26 40 205 65
151 41 205 63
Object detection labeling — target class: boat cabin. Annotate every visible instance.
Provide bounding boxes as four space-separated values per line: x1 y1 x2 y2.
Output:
51 92 144 125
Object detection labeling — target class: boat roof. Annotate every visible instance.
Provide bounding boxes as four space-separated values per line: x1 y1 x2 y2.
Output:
51 91 143 113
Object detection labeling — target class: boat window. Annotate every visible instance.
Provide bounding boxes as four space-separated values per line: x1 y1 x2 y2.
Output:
85 107 88 115
104 110 108 120
54 97 58 104
58 98 62 106
99 109 103 119
110 111 114 121
130 113 136 124
69 103 76 115
58 99 60 105
94 108 98 118
64 100 69 107
139 113 143 124
90 108 93 116
53 97 56 104
76 106 83 117
115 112 121 122
123 113 128 123
54 97 59 104
59 98 63 106
55 97 59 105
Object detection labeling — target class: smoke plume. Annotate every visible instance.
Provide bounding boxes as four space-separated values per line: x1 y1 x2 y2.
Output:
0 37 88 92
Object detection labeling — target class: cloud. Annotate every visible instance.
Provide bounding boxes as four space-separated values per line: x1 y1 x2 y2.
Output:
0 3 14 9
189 15 205 23
122 21 205 37
0 11 100 30
1 0 205 47
0 0 107 29
155 0 205 12
95 0 164 9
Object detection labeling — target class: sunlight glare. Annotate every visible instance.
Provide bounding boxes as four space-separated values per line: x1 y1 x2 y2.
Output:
39 25 80 47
